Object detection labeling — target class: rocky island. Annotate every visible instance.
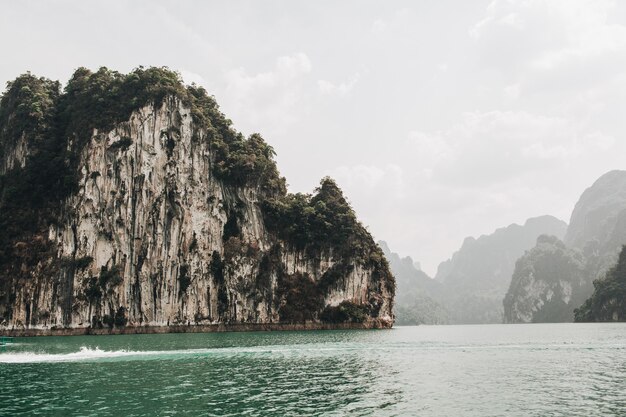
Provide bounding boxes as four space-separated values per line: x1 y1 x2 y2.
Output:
0 67 395 335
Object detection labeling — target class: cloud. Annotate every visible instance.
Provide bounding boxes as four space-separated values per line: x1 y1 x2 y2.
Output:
221 53 312 135
179 69 207 86
371 19 388 35
317 73 360 97
370 8 413 38
3 0 625 275
504 83 521 99
226 53 311 96
471 0 626 94
329 107 625 273
405 110 623 188
329 164 405 200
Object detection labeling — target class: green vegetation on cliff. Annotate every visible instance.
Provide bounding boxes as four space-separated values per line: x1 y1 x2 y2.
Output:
575 245 626 322
262 177 394 294
0 74 62 270
262 177 395 322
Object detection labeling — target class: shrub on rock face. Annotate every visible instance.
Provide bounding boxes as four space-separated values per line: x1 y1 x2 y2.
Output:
114 307 127 327
178 264 191 296
277 273 324 323
99 265 122 288
261 177 395 296
320 301 370 323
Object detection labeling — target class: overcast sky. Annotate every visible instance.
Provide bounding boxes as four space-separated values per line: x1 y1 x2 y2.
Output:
2 0 626 275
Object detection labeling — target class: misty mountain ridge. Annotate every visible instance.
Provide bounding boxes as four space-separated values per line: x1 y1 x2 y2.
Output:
387 170 626 325
379 241 448 325
429 215 567 324
436 215 568 291
380 213 567 325
505 170 626 323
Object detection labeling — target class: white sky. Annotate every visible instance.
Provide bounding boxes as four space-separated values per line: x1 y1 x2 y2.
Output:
2 0 626 275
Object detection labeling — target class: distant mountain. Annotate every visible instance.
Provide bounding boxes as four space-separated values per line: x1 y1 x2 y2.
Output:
504 235 590 323
379 242 448 325
434 215 567 324
505 170 626 323
575 245 626 322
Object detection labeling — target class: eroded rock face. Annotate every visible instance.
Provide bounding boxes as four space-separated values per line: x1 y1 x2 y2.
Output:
0 93 394 331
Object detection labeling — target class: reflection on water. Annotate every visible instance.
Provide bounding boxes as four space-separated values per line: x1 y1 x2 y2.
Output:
0 324 624 416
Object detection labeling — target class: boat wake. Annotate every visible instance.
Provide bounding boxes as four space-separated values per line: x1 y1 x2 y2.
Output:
0 346 215 364
0 344 344 364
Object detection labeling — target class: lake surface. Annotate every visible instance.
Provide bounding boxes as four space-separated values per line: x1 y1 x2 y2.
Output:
1 324 624 416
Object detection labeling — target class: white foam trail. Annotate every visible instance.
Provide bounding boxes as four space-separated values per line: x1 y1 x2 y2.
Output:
0 346 144 363
3 342 507 364
0 346 225 364
0 345 310 364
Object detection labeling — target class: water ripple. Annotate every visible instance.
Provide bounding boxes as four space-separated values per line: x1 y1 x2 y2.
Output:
0 324 624 416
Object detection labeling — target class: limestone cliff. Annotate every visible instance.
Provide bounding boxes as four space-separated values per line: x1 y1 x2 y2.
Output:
0 68 394 332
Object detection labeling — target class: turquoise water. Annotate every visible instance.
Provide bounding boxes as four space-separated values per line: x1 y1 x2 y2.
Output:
0 324 624 416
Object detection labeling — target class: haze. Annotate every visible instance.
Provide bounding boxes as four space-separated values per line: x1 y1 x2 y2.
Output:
2 0 625 275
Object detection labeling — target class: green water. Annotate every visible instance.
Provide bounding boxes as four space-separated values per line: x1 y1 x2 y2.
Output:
0 324 624 416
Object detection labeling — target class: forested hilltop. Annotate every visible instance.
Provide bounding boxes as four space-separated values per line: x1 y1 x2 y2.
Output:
0 67 394 334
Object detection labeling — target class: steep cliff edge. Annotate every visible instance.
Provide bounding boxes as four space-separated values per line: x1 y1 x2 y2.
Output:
0 67 394 333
